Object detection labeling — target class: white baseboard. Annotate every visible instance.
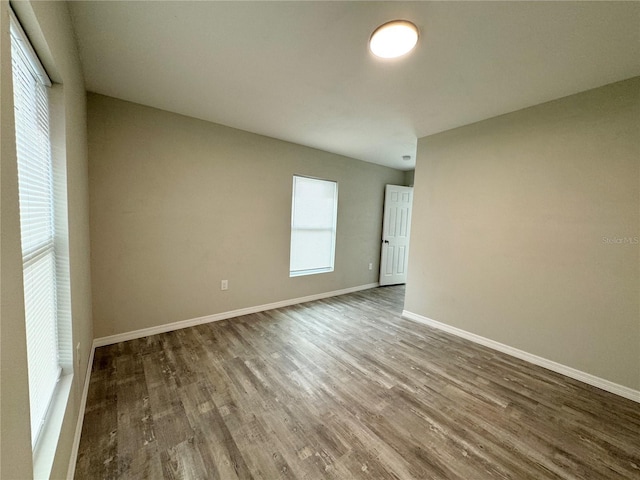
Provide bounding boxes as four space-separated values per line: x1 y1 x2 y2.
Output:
66 344 95 480
94 283 379 348
402 310 640 403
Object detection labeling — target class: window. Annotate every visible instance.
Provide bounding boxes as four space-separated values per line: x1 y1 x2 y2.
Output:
290 175 338 276
10 11 64 449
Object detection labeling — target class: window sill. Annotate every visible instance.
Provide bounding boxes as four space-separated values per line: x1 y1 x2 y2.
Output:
33 373 73 480
290 267 334 277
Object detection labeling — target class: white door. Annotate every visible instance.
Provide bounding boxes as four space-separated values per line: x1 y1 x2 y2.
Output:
379 185 413 286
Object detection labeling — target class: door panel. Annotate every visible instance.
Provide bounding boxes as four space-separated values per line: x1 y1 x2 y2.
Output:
380 185 413 286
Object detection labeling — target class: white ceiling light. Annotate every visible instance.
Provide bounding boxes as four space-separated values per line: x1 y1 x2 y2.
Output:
369 20 419 59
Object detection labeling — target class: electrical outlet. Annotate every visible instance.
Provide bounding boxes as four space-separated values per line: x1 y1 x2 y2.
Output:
368 263 373 270
221 279 228 291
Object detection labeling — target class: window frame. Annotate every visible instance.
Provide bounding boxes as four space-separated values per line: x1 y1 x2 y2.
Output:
9 6 70 455
289 174 338 277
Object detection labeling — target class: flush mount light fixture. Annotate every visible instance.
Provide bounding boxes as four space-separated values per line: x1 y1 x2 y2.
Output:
369 20 419 59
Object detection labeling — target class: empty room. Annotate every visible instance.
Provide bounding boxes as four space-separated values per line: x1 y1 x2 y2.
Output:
1 1 638 479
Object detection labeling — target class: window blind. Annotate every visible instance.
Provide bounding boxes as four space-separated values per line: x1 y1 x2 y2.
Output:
290 176 338 276
10 15 61 449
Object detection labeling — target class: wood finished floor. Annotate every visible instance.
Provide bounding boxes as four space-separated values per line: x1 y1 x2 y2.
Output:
75 286 640 480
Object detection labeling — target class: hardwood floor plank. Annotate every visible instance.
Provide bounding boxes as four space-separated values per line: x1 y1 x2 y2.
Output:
75 286 640 479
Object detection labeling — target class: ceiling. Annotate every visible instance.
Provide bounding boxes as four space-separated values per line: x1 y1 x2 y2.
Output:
68 1 640 171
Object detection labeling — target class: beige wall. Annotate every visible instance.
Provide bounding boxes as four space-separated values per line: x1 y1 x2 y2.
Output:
1 2 32 477
405 78 640 390
404 170 415 187
0 1 92 478
88 93 404 338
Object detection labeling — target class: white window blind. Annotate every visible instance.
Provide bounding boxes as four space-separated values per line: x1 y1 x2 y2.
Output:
10 14 60 449
290 176 338 276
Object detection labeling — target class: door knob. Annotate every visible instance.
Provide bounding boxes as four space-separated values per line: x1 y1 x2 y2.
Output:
383 240 389 244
